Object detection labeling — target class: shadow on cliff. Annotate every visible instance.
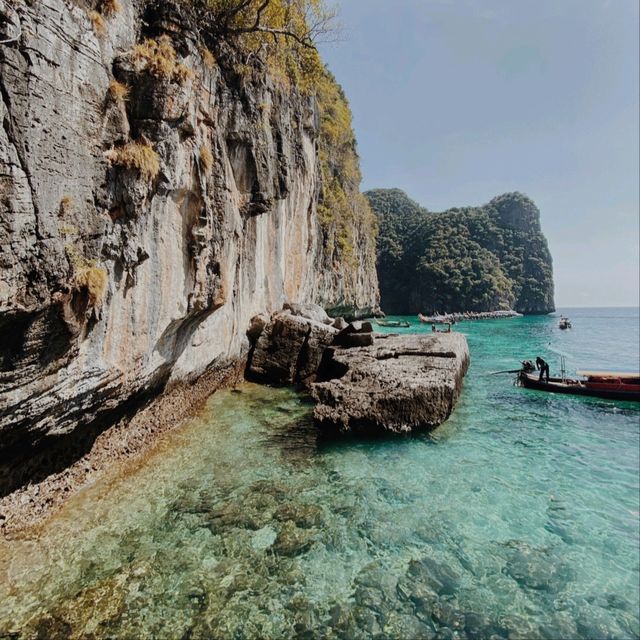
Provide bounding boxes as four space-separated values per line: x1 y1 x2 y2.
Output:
0 368 171 499
0 304 221 499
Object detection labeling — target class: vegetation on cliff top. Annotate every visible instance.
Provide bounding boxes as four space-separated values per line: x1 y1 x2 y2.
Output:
316 72 377 266
181 0 377 267
366 189 554 315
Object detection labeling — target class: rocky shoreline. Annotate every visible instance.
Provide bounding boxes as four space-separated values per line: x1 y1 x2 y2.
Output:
1 304 470 536
0 0 379 499
418 310 522 324
247 305 470 434
0 360 245 537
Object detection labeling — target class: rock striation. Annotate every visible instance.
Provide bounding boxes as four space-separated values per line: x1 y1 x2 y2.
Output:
313 333 470 434
0 0 379 490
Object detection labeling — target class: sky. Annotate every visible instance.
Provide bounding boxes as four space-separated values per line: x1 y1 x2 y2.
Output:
318 0 639 308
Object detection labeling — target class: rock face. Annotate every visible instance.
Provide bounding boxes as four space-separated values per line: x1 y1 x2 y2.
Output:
247 312 338 386
312 333 470 434
0 1 379 480
367 189 555 315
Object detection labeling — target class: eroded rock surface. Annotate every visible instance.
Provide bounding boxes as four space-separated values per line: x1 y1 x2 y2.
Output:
0 0 379 485
312 333 470 434
248 310 470 433
247 312 338 385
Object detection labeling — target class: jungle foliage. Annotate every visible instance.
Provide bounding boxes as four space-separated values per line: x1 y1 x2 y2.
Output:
366 189 555 315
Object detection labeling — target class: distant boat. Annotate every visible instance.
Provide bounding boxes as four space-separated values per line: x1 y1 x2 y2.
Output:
559 316 572 330
518 368 640 402
376 319 410 328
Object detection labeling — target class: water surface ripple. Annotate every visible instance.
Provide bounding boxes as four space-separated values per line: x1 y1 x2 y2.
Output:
1 308 638 639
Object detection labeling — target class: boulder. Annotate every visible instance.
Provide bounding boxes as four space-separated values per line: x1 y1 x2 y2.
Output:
346 321 374 333
247 313 269 342
247 313 338 385
312 333 470 434
332 317 348 330
333 320 375 348
283 302 333 325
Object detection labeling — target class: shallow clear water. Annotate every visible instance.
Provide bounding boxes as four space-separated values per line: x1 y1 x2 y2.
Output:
1 308 638 639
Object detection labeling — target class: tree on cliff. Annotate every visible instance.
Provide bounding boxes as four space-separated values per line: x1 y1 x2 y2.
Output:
188 0 338 48
366 189 555 315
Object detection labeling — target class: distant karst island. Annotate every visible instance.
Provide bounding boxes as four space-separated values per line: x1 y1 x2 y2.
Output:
366 189 555 316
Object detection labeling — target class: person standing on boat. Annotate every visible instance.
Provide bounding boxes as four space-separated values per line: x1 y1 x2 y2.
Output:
536 356 550 382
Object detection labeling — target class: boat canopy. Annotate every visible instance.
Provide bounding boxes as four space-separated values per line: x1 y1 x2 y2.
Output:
576 369 640 379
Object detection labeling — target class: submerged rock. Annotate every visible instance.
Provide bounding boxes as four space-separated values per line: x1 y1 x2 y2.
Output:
273 520 316 557
251 525 278 551
205 501 267 532
502 540 572 594
312 333 470 434
431 600 465 631
406 557 461 597
382 611 435 639
498 614 545 640
273 502 324 529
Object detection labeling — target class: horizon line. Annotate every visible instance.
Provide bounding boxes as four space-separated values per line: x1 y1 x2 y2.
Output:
555 305 639 308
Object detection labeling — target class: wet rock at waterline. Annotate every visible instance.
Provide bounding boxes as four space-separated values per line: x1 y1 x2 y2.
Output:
312 333 470 434
247 309 470 433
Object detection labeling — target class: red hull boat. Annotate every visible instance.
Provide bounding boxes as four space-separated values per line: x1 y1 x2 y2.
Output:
518 369 640 402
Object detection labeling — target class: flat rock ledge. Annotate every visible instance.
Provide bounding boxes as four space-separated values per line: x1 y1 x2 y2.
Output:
312 333 470 435
247 307 470 435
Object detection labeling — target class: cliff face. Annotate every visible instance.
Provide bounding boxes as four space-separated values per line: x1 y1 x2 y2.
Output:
0 1 378 462
366 189 554 315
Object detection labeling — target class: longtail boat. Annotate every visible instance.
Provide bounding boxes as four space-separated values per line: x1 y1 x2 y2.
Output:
559 316 572 330
518 368 640 402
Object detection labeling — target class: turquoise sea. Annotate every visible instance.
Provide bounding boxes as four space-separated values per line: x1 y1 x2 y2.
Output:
1 307 638 639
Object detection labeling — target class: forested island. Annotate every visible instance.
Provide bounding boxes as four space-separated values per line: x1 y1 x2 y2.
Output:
366 189 555 315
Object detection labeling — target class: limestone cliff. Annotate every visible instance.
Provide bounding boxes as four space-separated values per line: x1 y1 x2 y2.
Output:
0 0 379 472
